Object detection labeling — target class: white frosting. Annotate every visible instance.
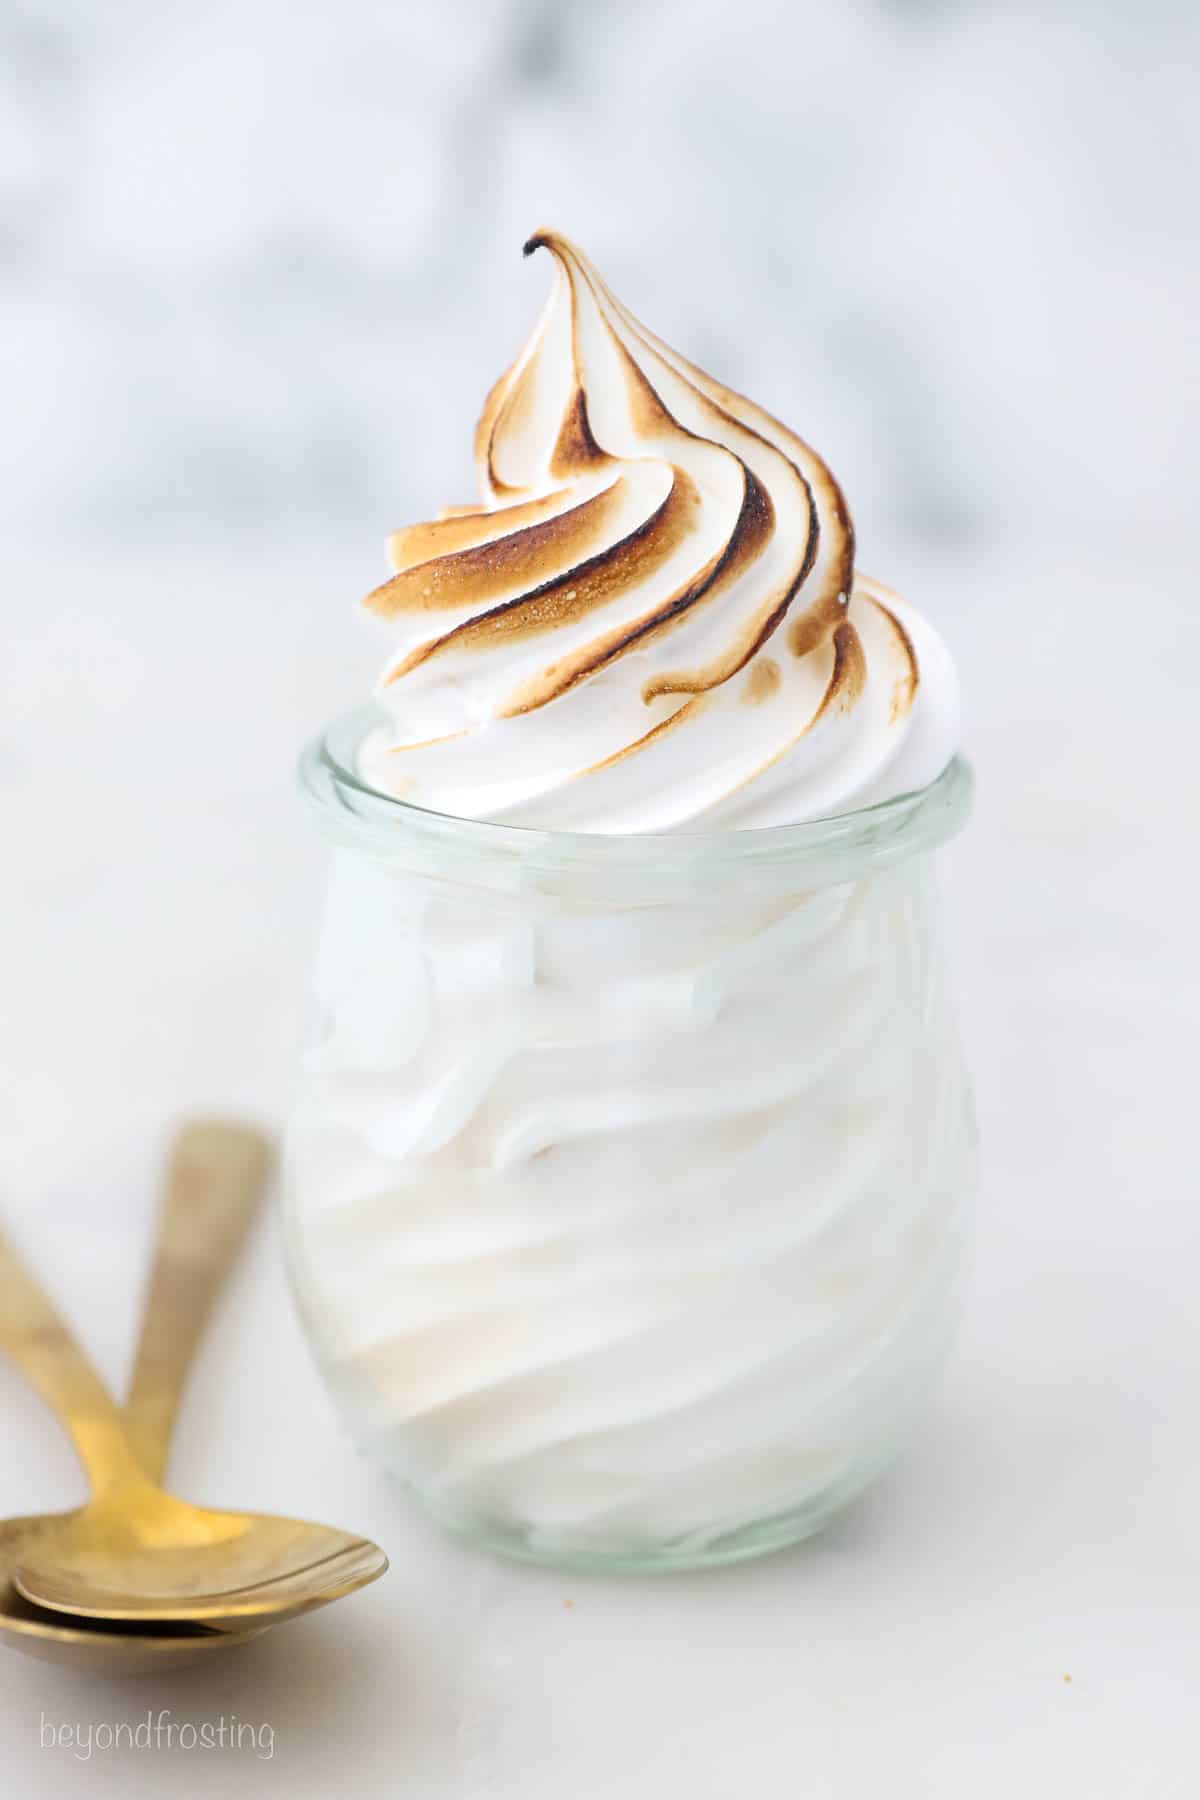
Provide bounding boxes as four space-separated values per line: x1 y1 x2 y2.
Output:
285 851 975 1557
288 232 973 1560
357 232 959 831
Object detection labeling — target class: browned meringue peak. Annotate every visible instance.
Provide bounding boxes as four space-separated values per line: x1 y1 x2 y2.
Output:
358 232 957 831
365 230 851 703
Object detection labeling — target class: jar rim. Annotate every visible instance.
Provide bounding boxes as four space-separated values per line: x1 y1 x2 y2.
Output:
298 704 972 890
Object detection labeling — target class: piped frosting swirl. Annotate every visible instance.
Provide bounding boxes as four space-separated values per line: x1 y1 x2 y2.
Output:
358 231 958 830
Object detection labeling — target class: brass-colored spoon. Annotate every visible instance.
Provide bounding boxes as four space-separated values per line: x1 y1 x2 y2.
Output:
0 1121 387 1643
0 1120 273 1672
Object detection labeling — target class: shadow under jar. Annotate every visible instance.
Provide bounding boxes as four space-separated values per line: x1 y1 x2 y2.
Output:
283 706 976 1573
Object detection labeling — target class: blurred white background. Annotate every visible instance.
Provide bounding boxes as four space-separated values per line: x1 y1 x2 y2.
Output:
1 0 1197 543
2 7 1199 1798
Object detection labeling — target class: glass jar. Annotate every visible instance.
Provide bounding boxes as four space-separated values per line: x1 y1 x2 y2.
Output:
283 705 976 1573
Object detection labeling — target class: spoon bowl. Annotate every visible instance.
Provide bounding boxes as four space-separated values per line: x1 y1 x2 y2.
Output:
0 1515 263 1673
17 1485 387 1627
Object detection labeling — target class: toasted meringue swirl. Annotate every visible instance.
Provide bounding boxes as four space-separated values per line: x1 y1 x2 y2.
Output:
359 232 958 830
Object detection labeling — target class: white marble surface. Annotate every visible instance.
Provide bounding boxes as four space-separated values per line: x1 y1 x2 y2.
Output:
2 2 1199 545
1 531 1196 1796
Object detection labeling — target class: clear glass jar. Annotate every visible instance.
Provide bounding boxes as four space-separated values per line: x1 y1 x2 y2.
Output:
283 706 976 1572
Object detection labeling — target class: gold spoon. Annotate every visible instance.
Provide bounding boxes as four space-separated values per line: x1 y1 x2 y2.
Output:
0 1124 387 1639
0 1120 272 1672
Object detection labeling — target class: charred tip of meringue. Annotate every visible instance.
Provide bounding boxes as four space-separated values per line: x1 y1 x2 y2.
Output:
522 228 579 265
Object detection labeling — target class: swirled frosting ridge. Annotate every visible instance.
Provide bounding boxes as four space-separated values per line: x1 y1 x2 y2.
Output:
358 231 958 830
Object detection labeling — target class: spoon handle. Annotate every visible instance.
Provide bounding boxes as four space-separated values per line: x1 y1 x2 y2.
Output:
122 1119 272 1483
0 1225 143 1496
